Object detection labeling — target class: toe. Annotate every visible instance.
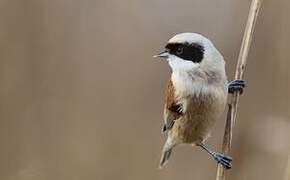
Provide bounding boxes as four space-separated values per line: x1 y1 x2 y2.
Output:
229 80 246 87
214 153 233 169
221 155 233 162
221 160 232 169
228 86 244 94
219 157 232 169
228 79 246 94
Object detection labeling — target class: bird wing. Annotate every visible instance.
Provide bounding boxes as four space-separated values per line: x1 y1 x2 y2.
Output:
162 80 183 133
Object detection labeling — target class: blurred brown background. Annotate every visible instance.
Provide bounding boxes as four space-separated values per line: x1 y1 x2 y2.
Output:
0 0 290 180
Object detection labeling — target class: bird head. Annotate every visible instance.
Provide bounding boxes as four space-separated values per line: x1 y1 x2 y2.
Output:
154 33 225 73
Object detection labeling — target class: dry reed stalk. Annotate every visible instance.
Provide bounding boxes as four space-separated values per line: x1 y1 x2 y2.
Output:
284 155 290 180
215 0 263 180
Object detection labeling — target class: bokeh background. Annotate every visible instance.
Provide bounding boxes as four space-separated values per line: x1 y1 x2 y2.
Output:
0 0 290 180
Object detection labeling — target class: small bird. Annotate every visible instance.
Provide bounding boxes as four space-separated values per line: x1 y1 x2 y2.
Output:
154 33 245 169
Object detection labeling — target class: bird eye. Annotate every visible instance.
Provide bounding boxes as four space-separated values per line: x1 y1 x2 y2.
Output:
176 47 183 55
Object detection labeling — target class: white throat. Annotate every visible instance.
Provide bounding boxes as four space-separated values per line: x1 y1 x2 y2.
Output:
168 54 226 99
168 56 201 99
168 55 199 72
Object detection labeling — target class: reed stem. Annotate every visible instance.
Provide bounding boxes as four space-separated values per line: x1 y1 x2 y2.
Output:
215 0 263 179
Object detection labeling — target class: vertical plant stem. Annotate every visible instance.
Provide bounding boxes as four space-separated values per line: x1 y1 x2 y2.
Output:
284 155 290 180
215 0 263 180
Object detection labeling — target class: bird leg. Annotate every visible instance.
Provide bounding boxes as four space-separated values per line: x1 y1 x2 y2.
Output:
197 143 232 169
228 79 246 94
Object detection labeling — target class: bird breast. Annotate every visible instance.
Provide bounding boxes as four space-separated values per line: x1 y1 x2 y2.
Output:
171 93 226 144
170 69 227 144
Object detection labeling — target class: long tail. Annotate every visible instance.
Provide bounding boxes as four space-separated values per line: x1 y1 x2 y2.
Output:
159 144 173 168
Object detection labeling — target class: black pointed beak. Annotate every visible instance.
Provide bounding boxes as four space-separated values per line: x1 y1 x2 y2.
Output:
153 49 169 59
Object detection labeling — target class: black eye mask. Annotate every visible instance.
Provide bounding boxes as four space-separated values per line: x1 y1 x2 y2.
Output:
165 42 204 63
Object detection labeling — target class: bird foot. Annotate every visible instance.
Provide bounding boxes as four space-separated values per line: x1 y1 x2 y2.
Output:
228 79 246 94
213 152 233 169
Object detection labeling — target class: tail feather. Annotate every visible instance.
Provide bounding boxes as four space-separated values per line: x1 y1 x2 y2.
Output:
159 146 173 168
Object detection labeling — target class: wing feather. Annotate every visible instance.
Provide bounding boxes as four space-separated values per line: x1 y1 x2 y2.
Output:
162 80 183 132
